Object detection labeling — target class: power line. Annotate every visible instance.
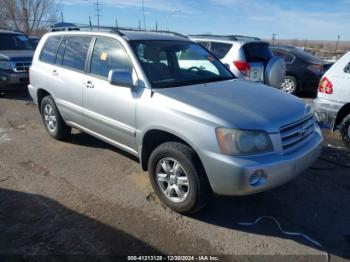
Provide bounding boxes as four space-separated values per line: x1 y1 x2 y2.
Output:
94 0 102 28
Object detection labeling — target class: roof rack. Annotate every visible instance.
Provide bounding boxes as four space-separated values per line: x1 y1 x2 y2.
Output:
50 25 188 39
188 34 261 41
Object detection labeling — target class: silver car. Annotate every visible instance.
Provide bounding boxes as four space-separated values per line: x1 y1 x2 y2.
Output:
28 26 323 213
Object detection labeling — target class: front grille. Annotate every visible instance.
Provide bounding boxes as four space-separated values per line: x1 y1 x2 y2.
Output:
280 114 315 151
14 62 31 72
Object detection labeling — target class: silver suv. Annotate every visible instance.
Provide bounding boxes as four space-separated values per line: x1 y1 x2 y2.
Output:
189 35 286 88
29 27 323 213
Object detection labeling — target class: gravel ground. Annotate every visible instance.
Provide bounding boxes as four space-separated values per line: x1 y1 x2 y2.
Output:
0 91 349 262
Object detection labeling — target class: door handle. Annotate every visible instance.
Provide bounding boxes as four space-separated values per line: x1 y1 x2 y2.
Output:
52 69 58 76
85 81 94 88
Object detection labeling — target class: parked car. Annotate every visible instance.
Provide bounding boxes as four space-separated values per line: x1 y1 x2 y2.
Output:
271 45 333 94
29 26 323 213
29 36 40 49
189 35 286 88
0 28 34 93
313 51 350 149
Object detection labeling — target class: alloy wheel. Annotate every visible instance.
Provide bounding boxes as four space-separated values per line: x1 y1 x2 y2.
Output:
155 158 190 203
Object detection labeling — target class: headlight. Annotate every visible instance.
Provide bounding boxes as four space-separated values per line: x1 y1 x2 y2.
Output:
216 128 273 155
0 61 13 70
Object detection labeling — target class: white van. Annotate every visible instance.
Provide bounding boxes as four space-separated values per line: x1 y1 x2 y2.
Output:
313 51 350 149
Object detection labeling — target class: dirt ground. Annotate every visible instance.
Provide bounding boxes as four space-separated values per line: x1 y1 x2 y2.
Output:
0 91 349 262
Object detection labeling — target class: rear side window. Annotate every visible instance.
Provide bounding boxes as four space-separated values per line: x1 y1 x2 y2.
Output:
272 49 295 64
243 43 272 62
344 62 350 74
210 42 232 59
39 36 62 64
62 36 92 71
90 37 132 78
197 41 210 50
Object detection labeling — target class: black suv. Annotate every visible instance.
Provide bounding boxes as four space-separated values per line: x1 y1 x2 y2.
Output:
0 29 34 93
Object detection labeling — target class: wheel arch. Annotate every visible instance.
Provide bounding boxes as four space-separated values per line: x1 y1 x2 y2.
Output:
333 103 350 131
140 128 200 172
37 89 51 114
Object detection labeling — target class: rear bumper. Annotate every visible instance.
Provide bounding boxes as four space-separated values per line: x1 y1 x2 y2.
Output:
312 98 344 130
199 126 323 196
0 70 29 91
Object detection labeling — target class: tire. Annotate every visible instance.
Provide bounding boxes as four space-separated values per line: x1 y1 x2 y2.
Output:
340 115 350 150
281 75 298 94
148 142 211 214
40 95 71 140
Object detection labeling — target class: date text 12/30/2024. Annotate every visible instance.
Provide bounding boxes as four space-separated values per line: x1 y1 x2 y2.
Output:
127 256 220 261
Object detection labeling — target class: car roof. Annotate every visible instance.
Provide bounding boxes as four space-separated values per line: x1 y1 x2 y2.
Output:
188 35 262 44
49 26 190 42
0 29 24 35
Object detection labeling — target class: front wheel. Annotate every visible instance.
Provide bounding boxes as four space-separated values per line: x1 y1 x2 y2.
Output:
148 142 210 214
281 75 298 94
340 115 350 149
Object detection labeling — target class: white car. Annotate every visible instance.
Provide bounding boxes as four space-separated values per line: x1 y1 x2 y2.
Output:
189 35 286 88
313 51 350 149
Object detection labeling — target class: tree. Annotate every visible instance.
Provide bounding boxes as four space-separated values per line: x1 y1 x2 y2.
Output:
0 0 61 35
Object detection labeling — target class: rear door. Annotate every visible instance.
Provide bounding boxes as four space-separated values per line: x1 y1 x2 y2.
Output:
340 59 350 102
51 35 92 125
242 42 272 83
319 54 350 102
82 36 137 153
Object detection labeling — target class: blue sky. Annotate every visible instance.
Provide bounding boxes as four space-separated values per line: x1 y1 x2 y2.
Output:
62 0 350 41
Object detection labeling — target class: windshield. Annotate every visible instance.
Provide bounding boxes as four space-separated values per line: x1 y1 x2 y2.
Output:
130 40 234 88
0 33 33 50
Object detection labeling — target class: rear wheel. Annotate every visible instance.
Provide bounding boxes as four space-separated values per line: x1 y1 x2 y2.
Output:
148 142 210 214
40 96 71 140
281 75 298 94
340 115 350 149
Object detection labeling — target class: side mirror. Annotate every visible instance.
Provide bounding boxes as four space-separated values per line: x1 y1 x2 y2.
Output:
108 69 133 88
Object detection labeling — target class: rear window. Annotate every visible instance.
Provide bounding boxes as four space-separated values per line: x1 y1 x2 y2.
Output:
61 36 92 71
210 42 232 59
40 36 62 64
243 43 272 63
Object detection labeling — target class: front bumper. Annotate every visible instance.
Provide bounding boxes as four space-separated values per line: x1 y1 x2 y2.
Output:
312 98 344 130
0 70 29 91
199 126 323 196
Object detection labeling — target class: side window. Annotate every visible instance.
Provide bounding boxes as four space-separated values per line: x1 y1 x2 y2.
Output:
210 42 232 59
197 41 210 50
90 37 132 79
39 36 62 64
344 62 350 74
62 36 92 71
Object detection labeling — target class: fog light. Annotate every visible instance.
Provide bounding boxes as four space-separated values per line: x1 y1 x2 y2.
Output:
248 170 266 187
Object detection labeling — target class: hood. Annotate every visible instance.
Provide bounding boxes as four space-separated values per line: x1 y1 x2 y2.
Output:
153 80 309 133
0 50 34 62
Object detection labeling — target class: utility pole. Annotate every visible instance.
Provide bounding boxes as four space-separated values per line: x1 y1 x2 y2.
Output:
156 20 158 31
335 34 341 57
95 0 102 28
115 18 118 28
272 33 276 45
61 12 64 23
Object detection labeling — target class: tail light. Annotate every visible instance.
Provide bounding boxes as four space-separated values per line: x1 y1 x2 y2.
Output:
307 64 324 75
318 77 333 94
233 61 251 76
